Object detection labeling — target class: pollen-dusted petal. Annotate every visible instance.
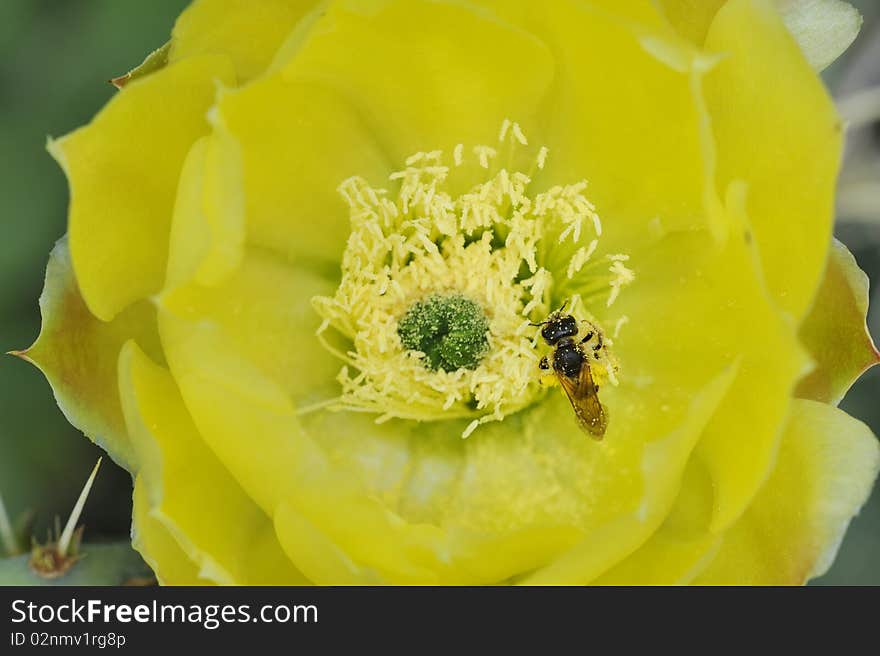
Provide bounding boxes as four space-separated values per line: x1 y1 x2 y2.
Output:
293 410 588 583
132 478 207 586
169 0 317 83
693 400 880 585
520 366 735 584
276 468 505 585
285 391 737 584
161 250 339 405
23 239 163 472
278 0 555 167
284 352 737 584
214 78 392 266
119 341 307 585
796 240 880 404
703 0 841 320
50 55 236 321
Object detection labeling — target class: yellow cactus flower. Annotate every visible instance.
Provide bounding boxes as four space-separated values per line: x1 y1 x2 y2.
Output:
20 0 880 584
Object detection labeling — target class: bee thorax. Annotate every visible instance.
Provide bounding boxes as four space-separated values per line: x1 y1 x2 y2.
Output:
553 341 585 378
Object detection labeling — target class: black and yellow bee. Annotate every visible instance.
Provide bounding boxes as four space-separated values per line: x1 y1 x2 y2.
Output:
534 309 608 439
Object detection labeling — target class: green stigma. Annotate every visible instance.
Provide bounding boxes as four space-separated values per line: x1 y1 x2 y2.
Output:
397 294 490 373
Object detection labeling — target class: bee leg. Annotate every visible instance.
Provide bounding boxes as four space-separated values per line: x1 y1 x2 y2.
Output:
592 332 604 352
579 331 594 345
539 356 550 370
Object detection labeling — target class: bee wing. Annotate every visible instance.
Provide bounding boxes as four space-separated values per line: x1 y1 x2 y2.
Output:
556 364 607 439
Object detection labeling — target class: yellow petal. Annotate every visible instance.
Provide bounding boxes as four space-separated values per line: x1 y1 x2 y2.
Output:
50 55 235 321
657 1 861 70
22 239 162 471
279 0 554 166
483 0 666 28
161 250 339 405
132 478 206 586
693 399 880 585
157 309 310 515
214 78 391 266
614 209 808 533
797 239 880 404
278 468 454 584
165 131 245 290
703 0 841 319
169 0 317 83
496 0 722 247
119 340 307 585
592 458 721 585
273 501 382 585
655 0 727 45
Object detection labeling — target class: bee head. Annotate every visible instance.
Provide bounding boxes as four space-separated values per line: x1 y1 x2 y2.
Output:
539 314 579 346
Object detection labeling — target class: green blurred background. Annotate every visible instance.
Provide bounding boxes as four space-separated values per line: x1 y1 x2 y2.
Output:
1 0 879 584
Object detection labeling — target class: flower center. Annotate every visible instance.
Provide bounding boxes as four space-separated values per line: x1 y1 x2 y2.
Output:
311 120 633 436
397 294 489 373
